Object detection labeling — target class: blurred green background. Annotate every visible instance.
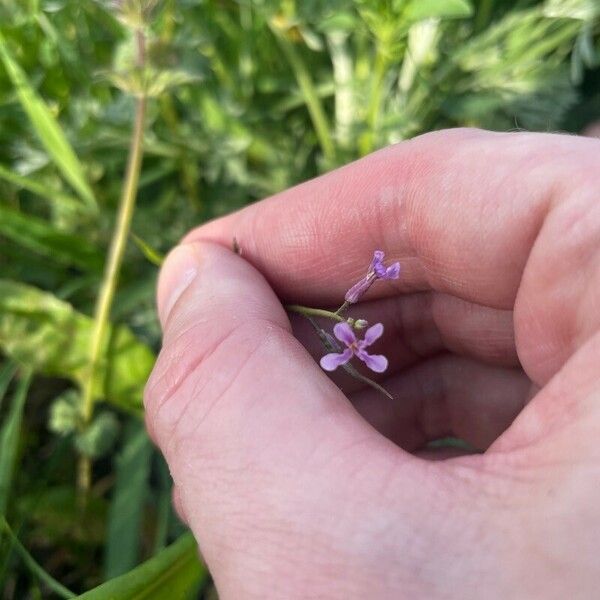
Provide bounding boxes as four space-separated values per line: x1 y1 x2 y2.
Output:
0 0 598 597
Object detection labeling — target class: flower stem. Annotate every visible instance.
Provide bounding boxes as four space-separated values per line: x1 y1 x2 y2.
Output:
286 305 345 323
334 301 350 316
77 29 147 497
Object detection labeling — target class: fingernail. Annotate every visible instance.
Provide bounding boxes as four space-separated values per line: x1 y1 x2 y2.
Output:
157 244 200 328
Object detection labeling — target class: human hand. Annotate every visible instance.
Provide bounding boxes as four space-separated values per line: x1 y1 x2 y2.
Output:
144 129 600 599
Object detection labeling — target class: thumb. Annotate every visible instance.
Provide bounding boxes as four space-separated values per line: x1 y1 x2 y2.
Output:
145 240 370 456
144 242 403 585
144 242 494 599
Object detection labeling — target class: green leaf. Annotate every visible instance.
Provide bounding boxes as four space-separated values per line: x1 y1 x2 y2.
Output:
0 31 96 211
0 362 18 414
0 369 32 516
404 0 473 21
77 533 207 599
544 0 600 21
0 204 104 272
0 165 82 214
75 412 120 459
131 233 164 267
104 420 152 579
0 280 154 413
48 390 81 436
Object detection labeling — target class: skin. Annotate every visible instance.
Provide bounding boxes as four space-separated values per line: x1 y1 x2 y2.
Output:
144 129 600 599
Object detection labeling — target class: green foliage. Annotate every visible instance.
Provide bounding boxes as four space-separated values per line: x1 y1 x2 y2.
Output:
0 280 154 413
77 533 206 600
0 0 598 595
0 30 96 210
0 369 31 516
104 420 152 579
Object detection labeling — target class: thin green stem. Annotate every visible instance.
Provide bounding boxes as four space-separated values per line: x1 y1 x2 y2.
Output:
0 517 76 598
360 43 389 155
334 301 350 316
286 305 345 323
78 29 147 496
270 24 336 162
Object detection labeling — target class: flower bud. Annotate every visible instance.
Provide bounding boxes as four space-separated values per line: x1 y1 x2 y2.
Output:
353 319 368 330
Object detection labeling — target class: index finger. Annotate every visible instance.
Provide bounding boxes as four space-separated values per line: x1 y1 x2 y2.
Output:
184 128 592 310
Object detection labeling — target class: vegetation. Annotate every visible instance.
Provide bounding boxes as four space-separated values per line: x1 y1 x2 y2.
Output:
0 0 598 596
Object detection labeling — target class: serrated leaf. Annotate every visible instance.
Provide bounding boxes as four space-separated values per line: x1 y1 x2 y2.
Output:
0 280 154 413
404 0 473 21
77 533 206 599
0 31 96 210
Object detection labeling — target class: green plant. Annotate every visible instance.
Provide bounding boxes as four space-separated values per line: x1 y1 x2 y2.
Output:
0 0 598 596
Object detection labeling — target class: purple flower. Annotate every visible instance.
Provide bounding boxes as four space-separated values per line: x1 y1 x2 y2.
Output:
320 322 388 373
344 250 400 304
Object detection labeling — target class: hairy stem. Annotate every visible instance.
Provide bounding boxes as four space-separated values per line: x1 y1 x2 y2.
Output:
78 29 147 496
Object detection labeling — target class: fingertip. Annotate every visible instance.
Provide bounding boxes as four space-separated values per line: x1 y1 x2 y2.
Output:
157 242 203 329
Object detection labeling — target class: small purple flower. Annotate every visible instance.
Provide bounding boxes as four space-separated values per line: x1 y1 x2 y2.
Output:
320 322 388 373
344 250 400 304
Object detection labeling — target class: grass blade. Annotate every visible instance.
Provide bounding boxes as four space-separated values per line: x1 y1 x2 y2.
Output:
104 420 152 579
0 368 32 516
131 233 164 267
0 164 82 213
0 204 104 272
0 31 96 211
0 362 18 413
78 533 207 599
0 516 76 599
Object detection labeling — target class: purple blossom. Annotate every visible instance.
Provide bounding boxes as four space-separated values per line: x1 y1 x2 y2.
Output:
344 250 400 304
320 322 388 373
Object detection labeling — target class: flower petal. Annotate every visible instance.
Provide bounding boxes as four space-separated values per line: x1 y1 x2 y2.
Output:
333 322 356 346
358 352 388 373
320 349 353 371
384 262 400 279
372 250 385 264
344 273 376 303
363 322 384 346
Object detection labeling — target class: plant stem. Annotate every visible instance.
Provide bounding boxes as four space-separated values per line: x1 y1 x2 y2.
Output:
78 29 147 496
286 305 345 323
269 23 336 162
360 41 389 155
334 301 350 315
1 517 76 598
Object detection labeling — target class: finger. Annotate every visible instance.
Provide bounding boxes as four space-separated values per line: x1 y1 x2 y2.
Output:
145 241 371 453
490 330 600 454
291 291 517 394
349 355 532 452
186 129 600 385
185 129 576 307
144 241 432 584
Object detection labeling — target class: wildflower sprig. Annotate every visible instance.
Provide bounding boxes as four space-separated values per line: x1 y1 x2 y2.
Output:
286 250 400 399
